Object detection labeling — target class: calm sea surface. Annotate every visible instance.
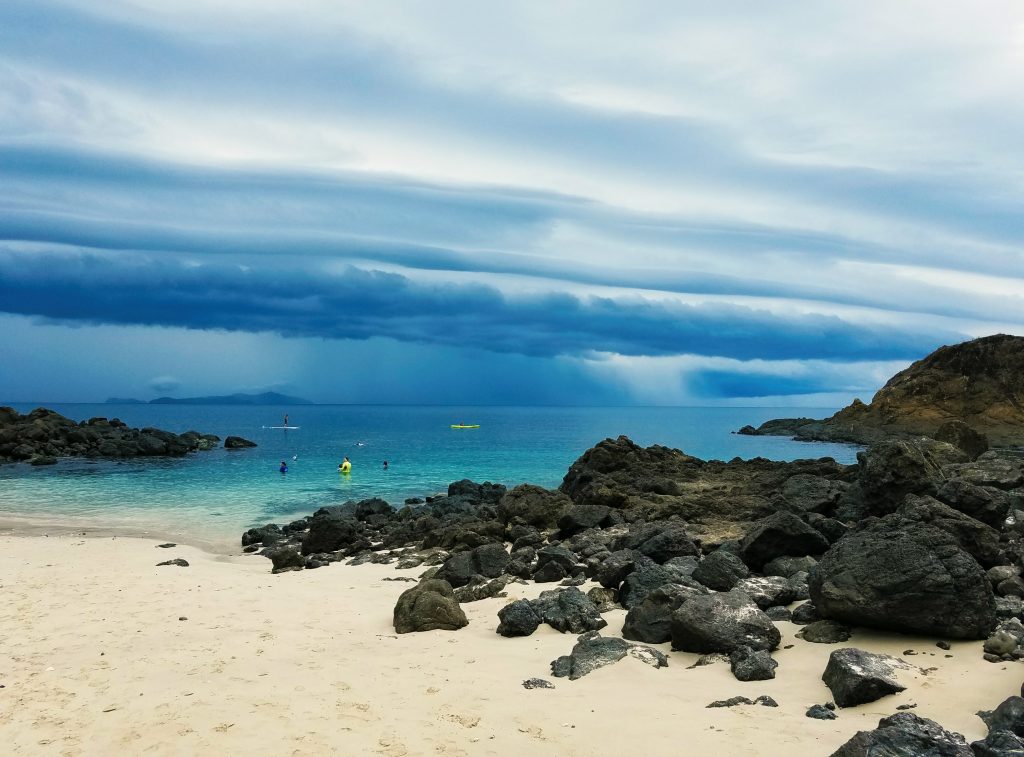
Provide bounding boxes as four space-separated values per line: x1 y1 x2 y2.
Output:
0 404 858 549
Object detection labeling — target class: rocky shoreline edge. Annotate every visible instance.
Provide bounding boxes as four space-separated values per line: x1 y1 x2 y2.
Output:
239 430 1024 755
0 406 256 465
738 334 1024 448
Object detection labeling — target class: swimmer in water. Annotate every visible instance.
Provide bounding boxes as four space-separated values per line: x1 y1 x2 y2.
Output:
279 460 288 474
339 457 351 474
383 460 389 470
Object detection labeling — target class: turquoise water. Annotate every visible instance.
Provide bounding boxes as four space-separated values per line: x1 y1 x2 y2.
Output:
0 404 858 547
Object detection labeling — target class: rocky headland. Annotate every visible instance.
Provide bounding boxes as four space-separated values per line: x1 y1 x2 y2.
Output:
738 334 1024 447
0 406 252 464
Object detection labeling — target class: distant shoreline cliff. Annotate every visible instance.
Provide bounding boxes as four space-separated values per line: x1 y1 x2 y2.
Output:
739 334 1024 447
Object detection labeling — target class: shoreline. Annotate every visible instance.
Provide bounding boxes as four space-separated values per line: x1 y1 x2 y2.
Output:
1 532 1019 756
0 513 239 556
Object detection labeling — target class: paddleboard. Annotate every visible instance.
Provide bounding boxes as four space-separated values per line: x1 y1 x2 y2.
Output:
263 425 301 429
450 424 480 429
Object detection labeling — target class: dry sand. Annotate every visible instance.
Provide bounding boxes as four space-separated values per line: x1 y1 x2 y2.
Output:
1 531 1019 756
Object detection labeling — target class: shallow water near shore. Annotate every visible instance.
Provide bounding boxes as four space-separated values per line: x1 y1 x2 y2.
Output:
0 404 858 548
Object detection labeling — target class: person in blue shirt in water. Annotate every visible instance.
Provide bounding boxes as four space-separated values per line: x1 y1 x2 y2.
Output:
279 460 288 474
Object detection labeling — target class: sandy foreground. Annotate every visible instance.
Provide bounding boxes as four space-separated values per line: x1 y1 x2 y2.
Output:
1 532 1020 757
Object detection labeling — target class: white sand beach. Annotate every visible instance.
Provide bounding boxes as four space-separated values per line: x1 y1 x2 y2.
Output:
1 531 1019 756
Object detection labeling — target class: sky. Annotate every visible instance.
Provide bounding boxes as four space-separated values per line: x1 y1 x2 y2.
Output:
1 0 1023 405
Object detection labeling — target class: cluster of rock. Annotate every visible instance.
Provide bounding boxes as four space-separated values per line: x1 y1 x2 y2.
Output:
242 426 1024 699
738 334 1024 446
0 406 255 465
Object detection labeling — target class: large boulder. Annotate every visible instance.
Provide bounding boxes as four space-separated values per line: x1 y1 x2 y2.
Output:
898 494 1003 568
692 548 750 591
809 518 996 639
393 579 468 633
532 544 579 583
822 648 908 708
242 523 284 547
301 511 368 555
978 696 1024 739
264 543 304 573
613 523 699 564
733 576 795 610
936 478 1013 529
830 712 972 756
622 584 704 644
593 550 645 589
739 511 829 570
532 587 607 634
618 564 680 610
496 599 542 637
434 543 509 588
670 589 781 654
447 479 506 505
557 505 615 537
972 730 1024 756
935 420 990 459
855 438 964 514
550 631 668 680
224 436 257 449
496 484 571 528
729 646 777 682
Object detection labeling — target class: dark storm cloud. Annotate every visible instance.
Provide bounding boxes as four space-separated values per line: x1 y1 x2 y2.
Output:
3 145 1023 328
0 249 964 362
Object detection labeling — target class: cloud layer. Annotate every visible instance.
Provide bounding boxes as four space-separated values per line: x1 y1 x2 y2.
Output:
1 1 1022 403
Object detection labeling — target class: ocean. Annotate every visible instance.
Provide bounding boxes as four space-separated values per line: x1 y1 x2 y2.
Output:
0 404 858 549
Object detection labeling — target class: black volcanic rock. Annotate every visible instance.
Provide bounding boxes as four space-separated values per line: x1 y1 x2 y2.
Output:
0 406 222 464
692 548 750 591
434 543 509 588
830 712 972 756
670 589 780 654
301 511 369 556
739 511 829 570
559 434 853 527
531 587 607 634
978 696 1024 738
393 579 468 634
854 438 966 515
822 648 907 708
496 599 543 637
497 484 571 529
622 584 704 644
224 436 257 449
809 517 996 639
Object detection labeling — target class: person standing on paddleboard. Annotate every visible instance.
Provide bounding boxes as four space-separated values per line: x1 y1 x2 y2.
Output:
283 414 289 427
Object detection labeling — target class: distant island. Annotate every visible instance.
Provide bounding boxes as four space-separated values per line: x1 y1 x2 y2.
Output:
106 392 313 406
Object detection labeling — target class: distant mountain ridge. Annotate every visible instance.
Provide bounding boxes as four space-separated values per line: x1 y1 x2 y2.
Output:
106 392 313 405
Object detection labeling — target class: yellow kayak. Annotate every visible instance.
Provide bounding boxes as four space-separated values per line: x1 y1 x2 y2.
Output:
450 424 480 429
